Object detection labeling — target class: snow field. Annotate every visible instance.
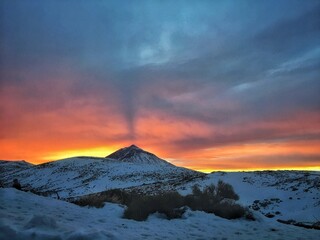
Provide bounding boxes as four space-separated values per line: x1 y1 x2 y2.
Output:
0 188 319 240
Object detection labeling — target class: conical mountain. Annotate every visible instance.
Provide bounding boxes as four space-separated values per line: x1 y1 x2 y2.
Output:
106 144 172 166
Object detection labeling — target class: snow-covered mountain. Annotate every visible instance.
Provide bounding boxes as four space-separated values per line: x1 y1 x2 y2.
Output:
0 160 33 174
106 144 172 166
0 146 204 198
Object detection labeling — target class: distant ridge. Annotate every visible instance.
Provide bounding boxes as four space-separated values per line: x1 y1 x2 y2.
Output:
0 160 33 175
106 144 172 166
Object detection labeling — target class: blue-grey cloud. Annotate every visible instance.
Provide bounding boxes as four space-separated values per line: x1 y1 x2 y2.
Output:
1 0 319 147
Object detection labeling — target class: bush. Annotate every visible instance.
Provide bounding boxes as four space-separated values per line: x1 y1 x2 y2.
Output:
184 192 216 213
191 185 202 196
123 191 185 221
154 192 185 219
123 196 152 221
72 195 106 208
204 184 215 196
184 181 245 219
73 181 247 221
123 181 247 221
72 189 133 208
213 202 246 219
216 180 239 201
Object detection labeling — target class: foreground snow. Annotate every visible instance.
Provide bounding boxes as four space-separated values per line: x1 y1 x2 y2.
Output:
179 171 320 224
0 188 318 240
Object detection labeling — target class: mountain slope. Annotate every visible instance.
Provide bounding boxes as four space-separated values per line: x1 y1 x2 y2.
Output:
0 160 33 179
0 146 204 198
106 144 172 166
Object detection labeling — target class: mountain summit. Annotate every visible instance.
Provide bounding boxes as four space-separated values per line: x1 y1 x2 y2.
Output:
106 145 171 166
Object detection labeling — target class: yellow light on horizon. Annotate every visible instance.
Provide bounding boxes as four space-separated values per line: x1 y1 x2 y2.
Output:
42 147 117 162
192 166 320 173
162 157 320 173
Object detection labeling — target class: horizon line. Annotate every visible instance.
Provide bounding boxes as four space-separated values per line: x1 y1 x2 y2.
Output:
2 158 319 174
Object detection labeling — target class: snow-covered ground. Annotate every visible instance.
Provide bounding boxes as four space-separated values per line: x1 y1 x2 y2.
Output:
1 188 319 240
179 171 320 224
1 146 319 239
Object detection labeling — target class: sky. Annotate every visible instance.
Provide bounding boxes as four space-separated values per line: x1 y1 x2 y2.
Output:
0 0 319 172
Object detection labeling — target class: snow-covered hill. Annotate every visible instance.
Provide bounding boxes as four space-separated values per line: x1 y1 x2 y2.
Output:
0 188 319 240
0 160 33 175
178 171 320 225
0 146 204 198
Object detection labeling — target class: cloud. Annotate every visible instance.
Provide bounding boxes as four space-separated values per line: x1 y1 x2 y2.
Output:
0 0 319 169
254 4 320 54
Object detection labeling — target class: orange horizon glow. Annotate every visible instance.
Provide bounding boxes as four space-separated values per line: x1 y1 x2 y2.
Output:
1 140 319 173
2 156 319 173
1 66 319 172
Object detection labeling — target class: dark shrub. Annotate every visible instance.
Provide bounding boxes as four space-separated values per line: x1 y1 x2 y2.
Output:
72 189 133 208
123 196 151 221
72 195 106 208
191 185 202 196
163 207 186 220
102 188 133 205
244 211 256 221
123 191 186 221
184 194 199 211
74 181 246 221
12 179 22 191
154 192 185 219
213 202 246 219
184 192 215 213
184 181 245 219
216 180 239 201
204 184 215 196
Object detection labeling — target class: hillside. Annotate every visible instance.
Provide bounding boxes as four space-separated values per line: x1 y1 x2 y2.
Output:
0 146 204 198
178 171 320 225
0 160 33 174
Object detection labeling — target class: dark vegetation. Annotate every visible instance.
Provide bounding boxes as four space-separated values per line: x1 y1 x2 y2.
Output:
123 191 186 221
12 179 22 190
277 219 320 230
72 180 250 221
183 182 246 220
72 189 133 208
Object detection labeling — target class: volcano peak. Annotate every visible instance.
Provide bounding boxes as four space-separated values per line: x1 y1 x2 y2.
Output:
106 145 171 166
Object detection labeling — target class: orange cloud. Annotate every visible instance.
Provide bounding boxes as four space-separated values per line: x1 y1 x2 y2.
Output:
0 68 319 171
164 140 320 172
0 68 128 163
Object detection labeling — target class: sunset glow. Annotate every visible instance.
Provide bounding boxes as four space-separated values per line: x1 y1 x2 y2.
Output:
0 0 319 172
